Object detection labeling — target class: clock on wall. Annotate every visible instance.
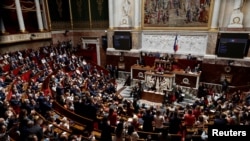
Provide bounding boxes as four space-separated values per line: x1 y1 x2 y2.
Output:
120 56 124 61
224 66 231 73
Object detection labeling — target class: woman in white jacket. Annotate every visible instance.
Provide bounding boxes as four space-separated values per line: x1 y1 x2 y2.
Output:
126 124 139 141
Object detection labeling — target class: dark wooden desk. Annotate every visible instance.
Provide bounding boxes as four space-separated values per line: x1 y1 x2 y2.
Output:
131 65 201 90
141 91 165 103
131 64 154 80
172 69 201 89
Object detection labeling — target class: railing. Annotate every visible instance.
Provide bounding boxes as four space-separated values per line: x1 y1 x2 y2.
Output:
52 99 94 132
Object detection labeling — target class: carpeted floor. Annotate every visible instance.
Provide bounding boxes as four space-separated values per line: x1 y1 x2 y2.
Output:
116 78 168 108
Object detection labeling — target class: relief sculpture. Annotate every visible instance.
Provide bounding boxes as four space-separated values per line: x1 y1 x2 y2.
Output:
142 33 207 55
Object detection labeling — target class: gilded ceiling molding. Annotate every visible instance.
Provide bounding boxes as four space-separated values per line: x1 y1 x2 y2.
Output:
96 0 104 16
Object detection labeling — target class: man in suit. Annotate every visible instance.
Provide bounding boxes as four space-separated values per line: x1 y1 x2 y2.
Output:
213 113 228 125
29 118 44 141
0 78 6 88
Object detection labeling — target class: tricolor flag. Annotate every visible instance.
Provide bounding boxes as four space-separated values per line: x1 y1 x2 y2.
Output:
173 35 179 53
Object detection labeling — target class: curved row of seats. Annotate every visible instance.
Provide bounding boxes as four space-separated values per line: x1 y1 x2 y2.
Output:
1 45 208 141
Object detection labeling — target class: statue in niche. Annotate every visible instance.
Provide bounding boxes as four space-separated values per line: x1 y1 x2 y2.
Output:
123 0 130 16
228 0 245 28
160 77 171 91
233 0 244 12
120 0 131 27
56 0 63 18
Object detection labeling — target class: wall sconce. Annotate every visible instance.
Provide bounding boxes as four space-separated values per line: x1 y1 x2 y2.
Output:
64 30 69 36
119 52 124 61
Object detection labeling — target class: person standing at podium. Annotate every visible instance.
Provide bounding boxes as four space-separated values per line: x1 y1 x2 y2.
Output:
155 64 164 73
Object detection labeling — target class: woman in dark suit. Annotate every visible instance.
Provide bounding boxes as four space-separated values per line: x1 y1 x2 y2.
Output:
100 116 113 141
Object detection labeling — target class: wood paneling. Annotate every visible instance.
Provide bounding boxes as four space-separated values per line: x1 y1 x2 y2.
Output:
106 55 137 72
201 63 250 86
141 91 164 103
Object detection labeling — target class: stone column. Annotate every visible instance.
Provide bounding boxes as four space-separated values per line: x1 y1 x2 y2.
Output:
107 30 114 50
210 0 221 30
40 0 48 30
34 0 44 31
0 18 6 34
134 0 141 28
131 31 141 50
108 0 114 29
15 0 26 32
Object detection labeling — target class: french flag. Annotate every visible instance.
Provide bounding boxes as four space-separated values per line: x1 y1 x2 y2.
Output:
173 35 179 53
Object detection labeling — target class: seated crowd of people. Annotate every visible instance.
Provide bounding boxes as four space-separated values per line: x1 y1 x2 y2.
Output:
0 40 249 141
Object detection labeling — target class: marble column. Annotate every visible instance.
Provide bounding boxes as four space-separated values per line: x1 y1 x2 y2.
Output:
44 0 51 30
131 31 141 50
107 30 114 49
210 0 221 30
134 0 141 28
108 0 114 29
15 0 26 32
40 0 48 30
0 18 6 34
35 0 44 31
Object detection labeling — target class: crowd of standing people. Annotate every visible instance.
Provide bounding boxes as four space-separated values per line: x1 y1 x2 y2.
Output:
0 39 250 141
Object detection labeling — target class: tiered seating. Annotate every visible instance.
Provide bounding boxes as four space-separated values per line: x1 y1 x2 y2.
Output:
4 44 248 141
52 100 93 132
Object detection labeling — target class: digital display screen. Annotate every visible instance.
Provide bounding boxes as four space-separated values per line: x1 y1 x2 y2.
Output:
113 32 131 50
217 33 249 59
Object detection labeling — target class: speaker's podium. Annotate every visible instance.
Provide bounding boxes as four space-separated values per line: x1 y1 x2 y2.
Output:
142 71 175 103
131 61 201 103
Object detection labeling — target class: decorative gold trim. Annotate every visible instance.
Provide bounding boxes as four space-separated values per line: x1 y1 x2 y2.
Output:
208 0 216 31
38 29 44 32
20 29 27 33
88 0 92 28
133 26 141 30
68 0 73 29
109 27 114 30
209 28 219 32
